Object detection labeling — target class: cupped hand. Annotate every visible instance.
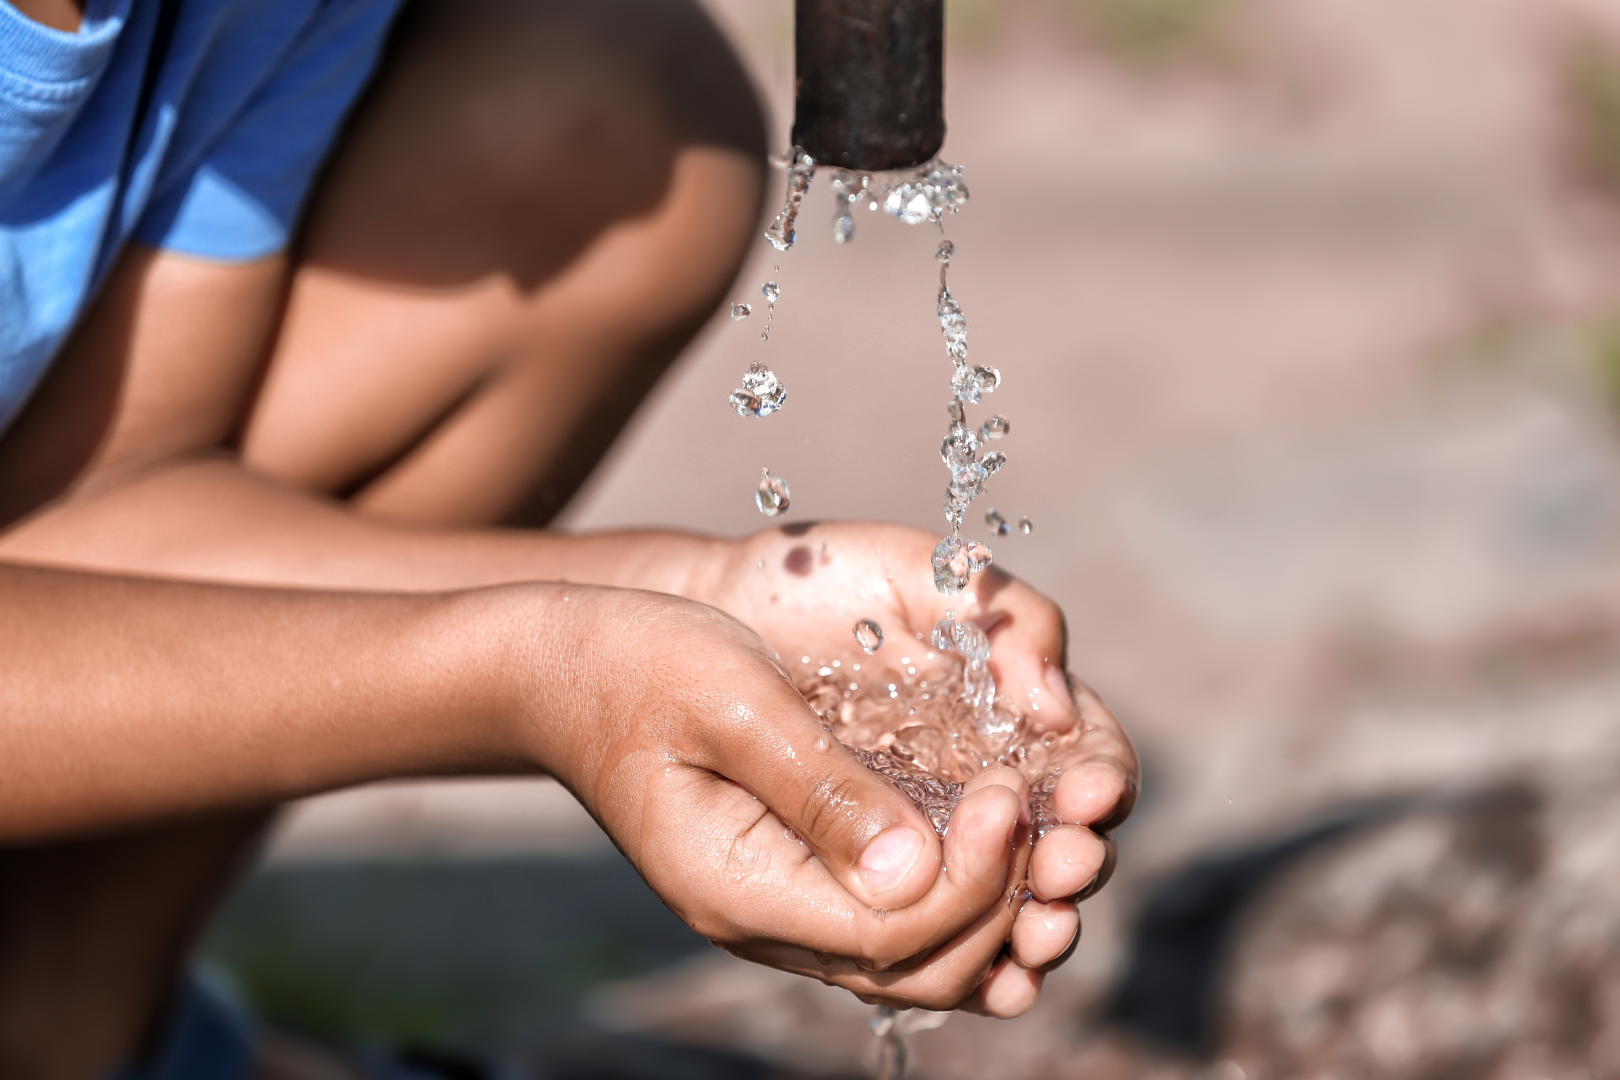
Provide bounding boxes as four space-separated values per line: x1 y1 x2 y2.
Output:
525 587 1035 1011
699 521 1140 1014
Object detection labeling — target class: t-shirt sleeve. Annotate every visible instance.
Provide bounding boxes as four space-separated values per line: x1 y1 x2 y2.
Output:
133 0 401 261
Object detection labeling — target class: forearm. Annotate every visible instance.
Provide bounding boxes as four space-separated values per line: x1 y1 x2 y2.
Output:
0 455 735 598
0 562 570 841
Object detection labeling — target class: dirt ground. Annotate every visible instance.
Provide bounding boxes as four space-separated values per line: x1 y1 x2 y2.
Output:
247 1 1620 1076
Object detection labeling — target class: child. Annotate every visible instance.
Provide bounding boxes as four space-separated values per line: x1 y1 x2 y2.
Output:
0 1 1138 1076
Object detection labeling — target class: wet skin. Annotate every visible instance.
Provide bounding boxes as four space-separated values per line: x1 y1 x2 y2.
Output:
0 0 1138 1076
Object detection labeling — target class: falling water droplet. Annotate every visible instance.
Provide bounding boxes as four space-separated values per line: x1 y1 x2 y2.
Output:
730 303 751 320
756 468 790 516
830 170 862 245
1018 517 1033 535
765 149 815 251
950 460 988 489
981 414 1009 440
730 361 786 418
985 508 1011 536
940 426 980 470
853 618 884 654
980 450 1006 475
938 286 967 361
950 365 980 404
935 239 954 264
871 1006 908 1080
762 280 780 302
932 534 972 594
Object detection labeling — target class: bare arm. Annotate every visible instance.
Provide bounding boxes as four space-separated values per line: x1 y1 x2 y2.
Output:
0 452 728 596
0 560 1039 1011
0 564 558 839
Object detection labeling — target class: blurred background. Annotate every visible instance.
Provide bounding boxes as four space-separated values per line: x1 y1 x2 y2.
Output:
205 0 1620 1076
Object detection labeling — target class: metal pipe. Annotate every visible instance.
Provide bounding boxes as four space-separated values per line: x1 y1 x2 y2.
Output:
791 0 945 172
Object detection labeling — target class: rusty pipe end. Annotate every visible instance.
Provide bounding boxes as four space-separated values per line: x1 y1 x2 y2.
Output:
791 0 945 173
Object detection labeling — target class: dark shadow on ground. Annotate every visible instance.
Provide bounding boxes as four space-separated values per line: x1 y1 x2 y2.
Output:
202 854 844 1076
1101 799 1411 1057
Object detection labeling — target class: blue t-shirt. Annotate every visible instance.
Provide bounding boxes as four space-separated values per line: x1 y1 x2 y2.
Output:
0 0 404 438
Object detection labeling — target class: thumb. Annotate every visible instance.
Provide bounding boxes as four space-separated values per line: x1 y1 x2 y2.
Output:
694 663 944 911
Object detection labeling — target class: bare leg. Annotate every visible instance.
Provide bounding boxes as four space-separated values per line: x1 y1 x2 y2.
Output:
242 0 766 527
0 1 765 1076
0 812 272 1080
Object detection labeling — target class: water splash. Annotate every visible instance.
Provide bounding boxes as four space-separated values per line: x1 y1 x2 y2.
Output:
793 645 1079 840
932 608 994 714
882 160 969 226
756 468 790 516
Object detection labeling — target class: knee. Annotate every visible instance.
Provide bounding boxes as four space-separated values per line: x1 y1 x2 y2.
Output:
305 0 768 295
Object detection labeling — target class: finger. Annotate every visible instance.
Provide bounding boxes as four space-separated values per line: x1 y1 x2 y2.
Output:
659 774 1022 971
962 763 1030 824
980 574 1072 732
721 802 1034 1009
851 781 1021 966
681 650 944 911
1052 762 1133 829
1030 824 1107 903
1047 681 1140 831
725 891 1010 1011
961 954 1043 1018
1009 899 1079 970
1073 835 1117 903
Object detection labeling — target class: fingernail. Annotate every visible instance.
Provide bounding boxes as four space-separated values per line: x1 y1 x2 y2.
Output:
1044 665 1076 716
860 825 924 896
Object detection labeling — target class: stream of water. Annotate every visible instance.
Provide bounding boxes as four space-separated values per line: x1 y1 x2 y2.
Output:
726 146 1061 1078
